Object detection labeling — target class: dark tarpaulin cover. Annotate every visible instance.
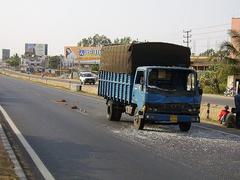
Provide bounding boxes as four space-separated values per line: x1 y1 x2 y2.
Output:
100 42 191 74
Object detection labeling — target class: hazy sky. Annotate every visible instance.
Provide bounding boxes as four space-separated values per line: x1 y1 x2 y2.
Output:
0 0 240 57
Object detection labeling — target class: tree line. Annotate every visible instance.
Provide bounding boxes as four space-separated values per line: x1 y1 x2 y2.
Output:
199 30 240 94
77 34 135 47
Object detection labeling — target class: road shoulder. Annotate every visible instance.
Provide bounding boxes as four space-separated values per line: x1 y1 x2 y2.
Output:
0 124 25 179
198 120 240 136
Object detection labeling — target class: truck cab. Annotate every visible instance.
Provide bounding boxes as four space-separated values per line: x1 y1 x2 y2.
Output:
132 66 202 131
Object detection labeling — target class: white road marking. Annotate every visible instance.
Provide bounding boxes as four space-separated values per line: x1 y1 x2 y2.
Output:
193 124 240 138
0 105 55 180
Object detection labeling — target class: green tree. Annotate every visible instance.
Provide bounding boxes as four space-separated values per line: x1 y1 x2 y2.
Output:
91 64 99 72
78 34 111 47
199 48 216 57
78 34 134 46
200 52 240 94
114 38 120 44
78 37 93 47
220 30 240 61
120 37 132 44
48 56 61 69
199 30 240 94
7 53 21 67
114 37 132 45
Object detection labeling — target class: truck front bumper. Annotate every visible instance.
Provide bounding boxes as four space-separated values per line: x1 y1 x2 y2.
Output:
144 113 200 124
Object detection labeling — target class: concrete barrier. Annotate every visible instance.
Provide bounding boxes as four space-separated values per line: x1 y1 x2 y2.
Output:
46 79 71 89
70 84 81 92
30 77 47 84
200 104 229 122
81 85 98 95
0 69 77 90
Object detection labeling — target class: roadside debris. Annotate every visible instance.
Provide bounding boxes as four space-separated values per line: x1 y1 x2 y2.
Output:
71 105 78 109
56 99 66 103
79 108 87 113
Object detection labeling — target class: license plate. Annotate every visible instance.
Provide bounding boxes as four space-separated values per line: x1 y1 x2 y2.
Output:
170 115 178 122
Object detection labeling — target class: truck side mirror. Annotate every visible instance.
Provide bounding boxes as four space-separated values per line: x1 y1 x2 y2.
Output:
199 88 203 95
140 79 144 91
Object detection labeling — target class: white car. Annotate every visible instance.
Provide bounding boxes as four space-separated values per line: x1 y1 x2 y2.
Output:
79 72 96 85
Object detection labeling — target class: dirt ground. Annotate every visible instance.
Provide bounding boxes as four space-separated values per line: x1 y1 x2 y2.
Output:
0 137 17 180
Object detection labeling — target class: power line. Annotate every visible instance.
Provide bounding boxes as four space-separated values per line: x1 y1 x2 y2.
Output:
192 35 229 41
192 29 228 36
183 30 192 47
191 23 230 30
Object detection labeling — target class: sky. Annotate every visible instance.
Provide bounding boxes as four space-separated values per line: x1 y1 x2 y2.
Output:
0 0 240 57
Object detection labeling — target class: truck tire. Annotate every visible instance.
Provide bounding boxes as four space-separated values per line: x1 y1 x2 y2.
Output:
134 109 145 130
107 101 122 121
179 122 191 132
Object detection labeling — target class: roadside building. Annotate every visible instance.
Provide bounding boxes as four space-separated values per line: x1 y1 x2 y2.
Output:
2 49 10 61
21 43 48 72
231 17 240 59
231 17 240 39
227 18 240 90
190 56 212 71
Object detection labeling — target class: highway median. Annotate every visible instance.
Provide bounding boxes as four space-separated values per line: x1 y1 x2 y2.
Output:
0 69 97 95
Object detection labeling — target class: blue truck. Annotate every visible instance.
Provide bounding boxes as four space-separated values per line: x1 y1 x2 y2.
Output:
98 42 202 131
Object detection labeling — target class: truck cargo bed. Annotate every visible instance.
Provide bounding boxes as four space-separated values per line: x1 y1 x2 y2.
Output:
98 71 134 104
100 42 190 74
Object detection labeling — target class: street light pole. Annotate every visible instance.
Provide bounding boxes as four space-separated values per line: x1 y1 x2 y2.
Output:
59 57 62 76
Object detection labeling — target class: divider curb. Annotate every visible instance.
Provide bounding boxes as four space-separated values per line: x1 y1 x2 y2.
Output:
0 124 27 179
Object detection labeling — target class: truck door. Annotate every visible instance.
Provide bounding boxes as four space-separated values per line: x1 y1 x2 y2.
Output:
132 70 145 108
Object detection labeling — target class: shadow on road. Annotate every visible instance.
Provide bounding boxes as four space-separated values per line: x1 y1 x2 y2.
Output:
25 135 114 180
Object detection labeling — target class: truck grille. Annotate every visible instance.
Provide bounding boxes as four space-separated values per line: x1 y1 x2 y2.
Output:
146 103 194 114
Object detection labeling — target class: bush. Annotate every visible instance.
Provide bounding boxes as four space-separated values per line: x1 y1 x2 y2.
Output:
91 64 99 72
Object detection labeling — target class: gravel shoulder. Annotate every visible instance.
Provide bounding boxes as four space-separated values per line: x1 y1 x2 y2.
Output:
0 129 17 180
109 121 240 180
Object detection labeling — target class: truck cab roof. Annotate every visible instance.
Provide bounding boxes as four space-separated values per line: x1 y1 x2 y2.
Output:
137 66 195 72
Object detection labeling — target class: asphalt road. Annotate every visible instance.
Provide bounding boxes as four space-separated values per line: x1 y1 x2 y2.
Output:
202 94 235 107
0 75 239 180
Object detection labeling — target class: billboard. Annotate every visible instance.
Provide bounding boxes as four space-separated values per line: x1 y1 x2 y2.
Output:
25 43 48 56
64 46 101 61
2 49 10 61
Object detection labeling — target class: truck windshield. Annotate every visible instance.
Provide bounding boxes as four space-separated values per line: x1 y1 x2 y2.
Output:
147 68 196 95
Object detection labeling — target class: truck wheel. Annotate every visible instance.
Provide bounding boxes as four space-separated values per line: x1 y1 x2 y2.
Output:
134 109 145 130
107 101 121 121
179 122 191 132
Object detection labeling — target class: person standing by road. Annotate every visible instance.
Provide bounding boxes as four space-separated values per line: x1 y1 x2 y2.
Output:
218 105 230 124
234 94 240 128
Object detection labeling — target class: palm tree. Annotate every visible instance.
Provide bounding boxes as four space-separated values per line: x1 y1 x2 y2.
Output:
220 30 240 61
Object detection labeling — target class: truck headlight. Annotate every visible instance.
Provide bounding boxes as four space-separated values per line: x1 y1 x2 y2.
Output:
142 105 146 112
188 107 199 113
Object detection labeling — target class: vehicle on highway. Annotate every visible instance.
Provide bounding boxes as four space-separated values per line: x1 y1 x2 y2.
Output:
224 87 236 96
79 72 96 85
98 42 203 131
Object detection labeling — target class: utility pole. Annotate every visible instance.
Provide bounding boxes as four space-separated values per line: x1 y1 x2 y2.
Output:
183 30 192 47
